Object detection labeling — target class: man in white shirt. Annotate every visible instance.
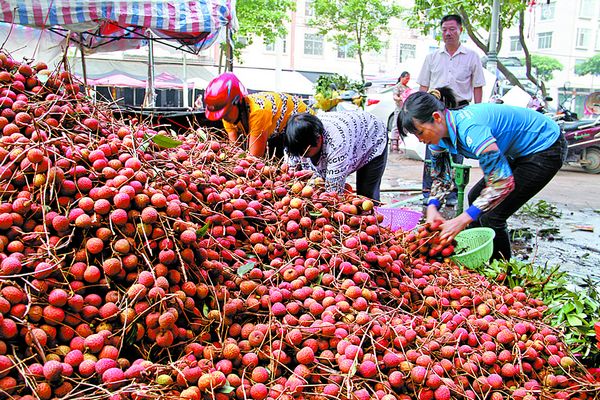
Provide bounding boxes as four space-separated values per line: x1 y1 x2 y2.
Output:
416 14 486 206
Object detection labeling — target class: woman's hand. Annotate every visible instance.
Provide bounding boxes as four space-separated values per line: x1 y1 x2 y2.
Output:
440 213 473 242
425 205 445 224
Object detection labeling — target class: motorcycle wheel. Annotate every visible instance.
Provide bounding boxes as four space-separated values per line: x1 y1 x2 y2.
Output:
582 147 600 174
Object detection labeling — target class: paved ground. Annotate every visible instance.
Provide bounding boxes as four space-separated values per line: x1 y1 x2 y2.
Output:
378 152 600 210
363 151 600 281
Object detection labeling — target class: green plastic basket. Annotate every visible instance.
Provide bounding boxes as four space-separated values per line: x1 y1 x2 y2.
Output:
451 227 495 269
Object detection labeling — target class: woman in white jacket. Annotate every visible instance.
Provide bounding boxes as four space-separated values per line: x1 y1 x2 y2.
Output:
283 111 388 201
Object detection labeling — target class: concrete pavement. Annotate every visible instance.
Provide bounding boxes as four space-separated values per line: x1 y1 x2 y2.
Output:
377 152 600 211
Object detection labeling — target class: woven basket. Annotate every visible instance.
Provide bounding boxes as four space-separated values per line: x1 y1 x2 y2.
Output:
376 207 422 232
451 227 495 269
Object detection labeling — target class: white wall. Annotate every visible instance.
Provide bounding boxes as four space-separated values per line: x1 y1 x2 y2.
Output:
499 0 600 102
234 0 443 81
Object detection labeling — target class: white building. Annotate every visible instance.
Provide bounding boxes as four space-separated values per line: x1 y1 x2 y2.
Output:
223 0 445 92
66 0 598 112
499 0 600 116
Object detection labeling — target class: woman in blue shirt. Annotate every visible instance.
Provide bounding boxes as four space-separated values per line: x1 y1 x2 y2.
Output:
399 88 566 260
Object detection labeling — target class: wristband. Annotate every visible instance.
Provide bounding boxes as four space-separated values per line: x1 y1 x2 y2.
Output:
427 198 441 209
465 205 482 220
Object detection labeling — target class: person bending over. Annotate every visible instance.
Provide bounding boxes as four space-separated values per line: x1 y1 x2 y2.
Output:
399 87 566 260
202 72 313 158
284 111 388 201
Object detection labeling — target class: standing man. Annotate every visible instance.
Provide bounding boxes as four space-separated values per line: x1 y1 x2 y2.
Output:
416 14 486 206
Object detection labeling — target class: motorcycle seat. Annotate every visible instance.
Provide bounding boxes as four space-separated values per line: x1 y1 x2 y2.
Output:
561 120 598 132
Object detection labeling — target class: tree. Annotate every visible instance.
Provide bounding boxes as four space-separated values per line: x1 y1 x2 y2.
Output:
309 0 403 83
575 54 600 76
518 54 563 95
527 55 563 82
405 0 548 96
230 0 295 62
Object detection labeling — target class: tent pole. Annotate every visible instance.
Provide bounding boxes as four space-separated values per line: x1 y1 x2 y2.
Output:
62 32 72 73
218 46 223 74
182 51 189 108
79 34 89 92
226 25 233 72
143 30 156 108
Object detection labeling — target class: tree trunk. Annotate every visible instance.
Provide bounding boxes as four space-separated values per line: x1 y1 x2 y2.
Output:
459 7 527 93
356 22 365 84
518 8 546 97
358 47 365 84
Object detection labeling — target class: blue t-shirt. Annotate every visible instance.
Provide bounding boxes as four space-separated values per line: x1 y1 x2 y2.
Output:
431 103 561 161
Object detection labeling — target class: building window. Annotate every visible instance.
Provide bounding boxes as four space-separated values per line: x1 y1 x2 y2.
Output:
579 0 594 18
398 43 416 63
510 36 523 52
574 59 586 73
537 32 553 49
540 2 555 20
304 33 323 56
305 0 314 17
576 28 591 48
337 43 355 59
265 38 287 53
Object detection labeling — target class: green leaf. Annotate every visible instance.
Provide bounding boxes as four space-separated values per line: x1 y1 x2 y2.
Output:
196 221 211 237
315 273 323 286
151 134 182 148
218 381 235 394
573 300 585 314
562 303 575 313
566 314 584 326
125 324 138 345
197 129 208 142
202 303 209 317
237 261 256 277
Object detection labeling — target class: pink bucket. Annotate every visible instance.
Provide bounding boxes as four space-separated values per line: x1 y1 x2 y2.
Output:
376 207 422 232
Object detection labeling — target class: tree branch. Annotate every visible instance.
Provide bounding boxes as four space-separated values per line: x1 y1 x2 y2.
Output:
459 7 488 53
518 7 545 96
497 24 504 52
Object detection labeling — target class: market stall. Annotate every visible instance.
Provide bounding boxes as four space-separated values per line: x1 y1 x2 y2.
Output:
0 0 236 108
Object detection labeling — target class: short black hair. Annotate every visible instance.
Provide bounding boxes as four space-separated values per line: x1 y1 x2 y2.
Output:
284 113 323 157
441 14 462 26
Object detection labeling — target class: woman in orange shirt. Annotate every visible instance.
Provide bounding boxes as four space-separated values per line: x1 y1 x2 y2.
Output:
202 73 313 158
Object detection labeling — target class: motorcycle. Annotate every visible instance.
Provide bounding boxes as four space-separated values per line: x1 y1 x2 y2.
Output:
561 115 600 174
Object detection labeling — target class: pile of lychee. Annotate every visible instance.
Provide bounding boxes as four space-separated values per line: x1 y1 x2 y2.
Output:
0 53 598 400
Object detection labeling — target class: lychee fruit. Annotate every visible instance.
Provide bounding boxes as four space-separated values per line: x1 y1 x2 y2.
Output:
102 367 125 389
296 347 315 364
43 360 63 382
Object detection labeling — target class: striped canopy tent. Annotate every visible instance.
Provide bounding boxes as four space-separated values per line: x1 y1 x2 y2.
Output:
0 0 238 54
0 0 236 106
86 72 183 89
